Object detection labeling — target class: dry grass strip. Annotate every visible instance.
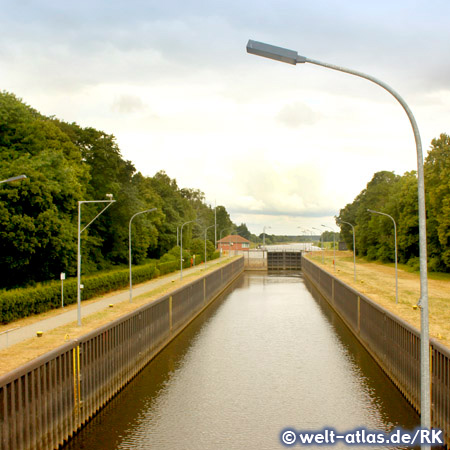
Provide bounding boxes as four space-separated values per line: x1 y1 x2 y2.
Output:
306 251 450 348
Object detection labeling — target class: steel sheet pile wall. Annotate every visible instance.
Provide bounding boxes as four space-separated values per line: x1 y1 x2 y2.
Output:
302 256 450 447
0 257 244 450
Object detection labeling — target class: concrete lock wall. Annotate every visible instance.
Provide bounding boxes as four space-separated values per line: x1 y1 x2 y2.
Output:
302 256 450 448
0 258 244 450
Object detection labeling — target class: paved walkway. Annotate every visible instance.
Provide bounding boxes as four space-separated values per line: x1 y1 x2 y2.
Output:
0 260 229 350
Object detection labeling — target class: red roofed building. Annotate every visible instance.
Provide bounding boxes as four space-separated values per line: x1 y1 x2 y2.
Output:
217 234 251 251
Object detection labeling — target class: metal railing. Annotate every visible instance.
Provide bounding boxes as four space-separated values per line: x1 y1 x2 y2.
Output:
0 257 244 450
302 256 450 447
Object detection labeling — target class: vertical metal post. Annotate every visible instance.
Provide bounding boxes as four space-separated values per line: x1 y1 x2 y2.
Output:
61 273 65 308
77 198 115 326
129 208 156 303
77 202 81 326
204 224 214 268
367 209 398 304
339 221 357 281
180 220 195 279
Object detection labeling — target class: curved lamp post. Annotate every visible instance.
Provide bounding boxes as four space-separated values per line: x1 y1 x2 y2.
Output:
263 225 271 247
247 39 430 440
322 225 336 272
219 227 232 255
339 220 356 281
204 224 215 268
77 195 116 326
219 227 232 241
180 220 195 279
312 227 325 263
368 209 398 304
129 208 157 302
0 175 27 184
297 226 305 250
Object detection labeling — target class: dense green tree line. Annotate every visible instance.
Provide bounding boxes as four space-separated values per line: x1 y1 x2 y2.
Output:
337 133 450 272
0 92 238 288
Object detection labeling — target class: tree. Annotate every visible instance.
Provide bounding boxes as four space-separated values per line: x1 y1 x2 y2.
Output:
236 223 252 240
425 134 450 271
148 171 195 255
216 205 234 238
0 92 89 286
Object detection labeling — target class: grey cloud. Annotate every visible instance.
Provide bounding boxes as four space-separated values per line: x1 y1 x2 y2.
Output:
228 208 338 218
276 102 322 128
112 95 147 113
2 0 450 97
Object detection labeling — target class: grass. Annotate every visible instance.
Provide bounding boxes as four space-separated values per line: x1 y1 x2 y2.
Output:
0 256 239 377
305 251 450 348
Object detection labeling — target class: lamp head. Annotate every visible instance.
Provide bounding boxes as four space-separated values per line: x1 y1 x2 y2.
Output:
106 193 113 200
246 40 306 65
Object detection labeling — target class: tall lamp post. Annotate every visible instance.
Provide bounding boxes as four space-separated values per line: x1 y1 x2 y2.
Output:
322 225 336 272
247 39 430 441
180 220 195 279
0 175 27 185
219 227 232 254
219 228 231 241
339 220 356 281
312 227 325 263
204 224 215 267
129 208 157 302
77 195 116 326
307 229 315 251
263 225 271 247
297 226 304 250
368 209 398 304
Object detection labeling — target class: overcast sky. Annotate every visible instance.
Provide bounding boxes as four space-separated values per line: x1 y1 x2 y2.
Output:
2 0 449 235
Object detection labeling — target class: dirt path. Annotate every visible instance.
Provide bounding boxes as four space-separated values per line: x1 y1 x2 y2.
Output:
0 257 238 376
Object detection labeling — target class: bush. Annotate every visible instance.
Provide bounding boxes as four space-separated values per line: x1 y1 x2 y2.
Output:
0 262 159 324
157 260 179 275
0 247 221 324
407 256 420 272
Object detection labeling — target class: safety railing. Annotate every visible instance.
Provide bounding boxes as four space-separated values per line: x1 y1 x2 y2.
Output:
0 257 244 450
302 255 450 447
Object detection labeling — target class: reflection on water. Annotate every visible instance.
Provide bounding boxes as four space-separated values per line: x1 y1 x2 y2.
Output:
65 272 418 450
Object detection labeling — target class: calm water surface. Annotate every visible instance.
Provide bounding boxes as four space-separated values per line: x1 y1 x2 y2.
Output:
66 272 418 449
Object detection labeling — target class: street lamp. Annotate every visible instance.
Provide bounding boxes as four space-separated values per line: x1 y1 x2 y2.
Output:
312 227 325 263
368 209 398 304
322 225 336 272
263 225 271 247
219 228 230 241
307 229 314 251
218 228 233 256
129 208 157 302
247 39 430 439
0 175 27 184
77 195 116 326
339 220 356 281
180 220 195 279
297 226 305 250
204 224 215 267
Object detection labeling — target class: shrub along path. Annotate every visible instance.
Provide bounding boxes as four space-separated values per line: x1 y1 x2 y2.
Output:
0 256 235 374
